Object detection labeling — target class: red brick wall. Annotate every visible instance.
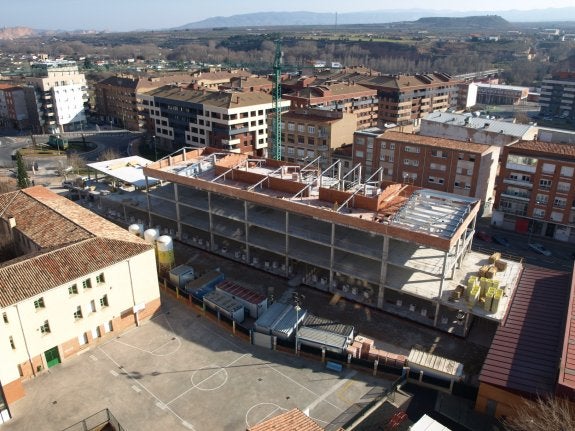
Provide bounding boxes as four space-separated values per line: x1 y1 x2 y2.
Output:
2 379 25 404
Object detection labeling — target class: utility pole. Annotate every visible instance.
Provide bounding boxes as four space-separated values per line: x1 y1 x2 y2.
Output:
271 39 283 161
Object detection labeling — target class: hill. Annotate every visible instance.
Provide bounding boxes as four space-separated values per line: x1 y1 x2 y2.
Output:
175 8 575 30
411 15 512 30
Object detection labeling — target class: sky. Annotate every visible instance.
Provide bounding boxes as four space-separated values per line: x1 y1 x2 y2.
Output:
2 0 575 31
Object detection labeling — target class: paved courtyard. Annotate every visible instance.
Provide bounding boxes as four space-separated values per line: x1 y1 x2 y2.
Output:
5 294 393 431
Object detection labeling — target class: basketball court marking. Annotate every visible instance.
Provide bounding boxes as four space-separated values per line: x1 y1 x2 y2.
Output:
245 403 287 429
166 353 249 405
190 365 228 391
98 346 196 431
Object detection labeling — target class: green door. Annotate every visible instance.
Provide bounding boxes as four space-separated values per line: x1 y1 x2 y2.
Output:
44 347 61 368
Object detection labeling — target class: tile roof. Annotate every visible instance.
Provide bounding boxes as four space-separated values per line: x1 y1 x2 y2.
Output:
0 187 152 307
381 131 491 153
558 269 575 395
248 408 324 431
285 82 376 99
479 266 571 395
146 85 275 109
510 140 575 158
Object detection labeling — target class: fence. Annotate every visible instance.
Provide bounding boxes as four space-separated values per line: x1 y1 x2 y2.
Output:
62 408 124 431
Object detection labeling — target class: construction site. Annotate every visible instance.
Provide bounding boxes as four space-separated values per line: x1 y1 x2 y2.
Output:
80 149 522 337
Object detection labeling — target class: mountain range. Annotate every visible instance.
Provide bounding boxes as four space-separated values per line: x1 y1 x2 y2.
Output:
175 8 575 30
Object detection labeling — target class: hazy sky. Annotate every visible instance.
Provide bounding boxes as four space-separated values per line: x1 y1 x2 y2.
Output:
2 0 575 31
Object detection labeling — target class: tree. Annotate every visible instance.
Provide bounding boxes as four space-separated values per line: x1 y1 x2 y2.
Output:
100 147 121 161
15 151 29 189
504 396 575 431
67 152 86 176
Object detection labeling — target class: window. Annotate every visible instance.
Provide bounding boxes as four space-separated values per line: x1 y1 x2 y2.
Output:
431 149 447 158
542 163 556 174
355 150 364 158
96 273 105 284
83 279 92 289
557 182 570 193
34 297 45 309
380 142 386 150
40 320 51 334
307 125 315 134
74 306 83 320
553 197 567 208
389 143 395 150
539 179 552 190
404 146 420 153
560 166 574 177
287 122 295 131
388 155 394 163
533 208 545 218
68 284 78 295
9 336 15 349
2 312 7 324
297 124 305 133
89 300 96 313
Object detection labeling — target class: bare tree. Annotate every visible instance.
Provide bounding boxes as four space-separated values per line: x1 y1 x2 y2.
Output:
67 152 86 176
504 396 575 431
99 148 121 161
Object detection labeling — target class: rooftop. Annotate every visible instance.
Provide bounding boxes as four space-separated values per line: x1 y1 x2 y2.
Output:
87 156 159 188
144 85 278 109
248 408 324 431
143 148 480 249
422 112 534 138
381 131 492 153
558 269 575 396
479 266 571 395
509 140 575 158
0 187 151 308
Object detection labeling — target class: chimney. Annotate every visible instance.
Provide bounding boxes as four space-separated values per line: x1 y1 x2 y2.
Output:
8 217 16 228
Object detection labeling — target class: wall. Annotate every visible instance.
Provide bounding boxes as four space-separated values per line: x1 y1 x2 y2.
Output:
476 382 529 419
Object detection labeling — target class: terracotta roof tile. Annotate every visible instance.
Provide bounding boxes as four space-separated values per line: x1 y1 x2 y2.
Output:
248 408 324 431
511 140 575 158
0 187 153 307
381 131 491 153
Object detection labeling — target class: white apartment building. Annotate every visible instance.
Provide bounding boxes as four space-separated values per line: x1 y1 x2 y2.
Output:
140 85 290 155
0 186 160 421
26 60 88 133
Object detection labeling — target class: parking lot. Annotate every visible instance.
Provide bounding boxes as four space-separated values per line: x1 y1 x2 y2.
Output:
5 294 393 431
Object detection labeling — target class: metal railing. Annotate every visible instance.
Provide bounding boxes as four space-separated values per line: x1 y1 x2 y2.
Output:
62 408 124 431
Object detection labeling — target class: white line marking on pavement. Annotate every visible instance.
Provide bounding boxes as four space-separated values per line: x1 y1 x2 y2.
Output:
132 385 141 393
110 370 119 377
182 421 194 429
98 347 196 431
156 402 167 410
305 370 357 413
89 355 97 361
264 363 344 412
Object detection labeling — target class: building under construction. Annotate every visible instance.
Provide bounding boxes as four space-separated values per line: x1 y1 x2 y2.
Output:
121 147 521 336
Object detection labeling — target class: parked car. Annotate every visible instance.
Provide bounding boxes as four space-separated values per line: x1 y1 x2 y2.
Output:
528 242 552 257
492 235 510 247
474 231 492 242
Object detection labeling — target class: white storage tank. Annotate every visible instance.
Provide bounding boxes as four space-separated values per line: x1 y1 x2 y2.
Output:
144 228 159 244
128 224 143 237
157 235 175 273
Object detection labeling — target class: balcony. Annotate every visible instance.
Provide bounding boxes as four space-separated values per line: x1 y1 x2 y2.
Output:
501 191 531 201
503 178 533 188
505 162 536 173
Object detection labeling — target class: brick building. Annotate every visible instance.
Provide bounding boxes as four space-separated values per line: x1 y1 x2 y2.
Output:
279 108 357 167
492 140 575 242
353 130 498 204
282 82 378 130
0 84 39 131
95 73 196 131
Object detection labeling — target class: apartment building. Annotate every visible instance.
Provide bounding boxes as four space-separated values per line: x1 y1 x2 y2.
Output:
493 141 575 242
473 83 529 105
0 83 41 131
420 112 538 146
221 76 273 93
540 71 575 124
279 108 357 167
353 130 498 204
189 69 253 90
25 60 88 133
359 73 460 126
95 73 195 131
0 186 160 418
282 82 378 130
139 85 290 155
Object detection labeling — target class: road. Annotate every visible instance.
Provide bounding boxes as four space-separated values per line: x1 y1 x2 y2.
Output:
472 220 575 271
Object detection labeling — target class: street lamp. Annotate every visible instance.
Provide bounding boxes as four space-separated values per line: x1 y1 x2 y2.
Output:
293 292 305 355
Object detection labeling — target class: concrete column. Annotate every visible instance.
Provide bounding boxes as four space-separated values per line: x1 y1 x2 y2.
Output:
244 200 250 263
174 183 181 240
144 175 153 228
284 212 290 277
373 359 379 376
207 191 214 251
433 251 449 326
377 236 390 308
329 223 335 292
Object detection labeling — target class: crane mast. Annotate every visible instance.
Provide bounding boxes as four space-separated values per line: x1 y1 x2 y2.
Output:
271 39 282 160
